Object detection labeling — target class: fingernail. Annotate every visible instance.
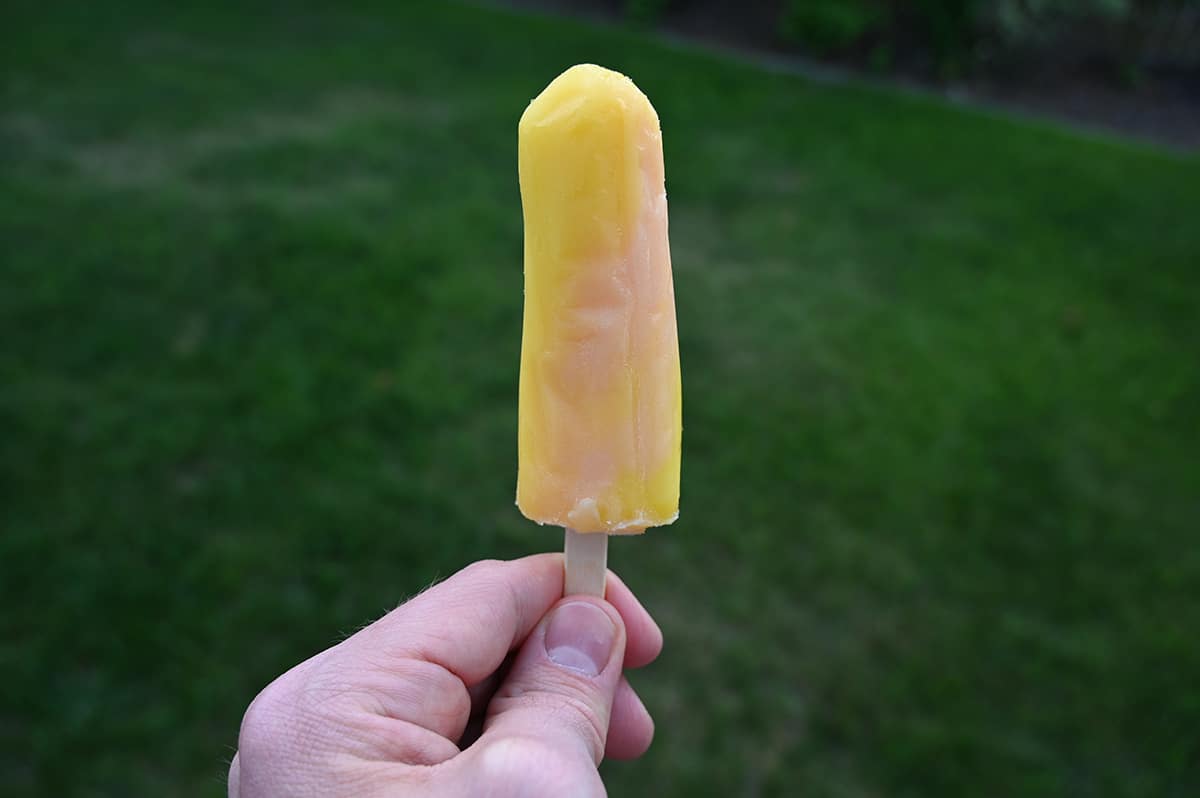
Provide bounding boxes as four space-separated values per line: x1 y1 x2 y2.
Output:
544 601 617 677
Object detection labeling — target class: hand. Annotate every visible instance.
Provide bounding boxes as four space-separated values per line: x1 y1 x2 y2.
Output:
228 554 663 797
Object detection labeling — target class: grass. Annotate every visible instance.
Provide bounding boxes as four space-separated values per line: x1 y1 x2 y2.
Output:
2 1 1198 796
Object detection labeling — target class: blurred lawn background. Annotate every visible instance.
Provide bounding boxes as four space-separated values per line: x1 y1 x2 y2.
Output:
3 1 1199 796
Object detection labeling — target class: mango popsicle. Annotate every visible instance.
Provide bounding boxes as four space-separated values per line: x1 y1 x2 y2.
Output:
517 64 681 593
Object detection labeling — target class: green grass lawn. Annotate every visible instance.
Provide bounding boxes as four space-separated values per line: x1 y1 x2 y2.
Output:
3 2 1198 796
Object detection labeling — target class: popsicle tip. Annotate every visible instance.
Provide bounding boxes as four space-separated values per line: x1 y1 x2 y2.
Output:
519 62 657 133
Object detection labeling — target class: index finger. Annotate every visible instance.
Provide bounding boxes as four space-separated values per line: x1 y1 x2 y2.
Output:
353 554 566 685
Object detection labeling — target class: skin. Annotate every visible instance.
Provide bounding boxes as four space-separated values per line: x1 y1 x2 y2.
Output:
228 554 662 797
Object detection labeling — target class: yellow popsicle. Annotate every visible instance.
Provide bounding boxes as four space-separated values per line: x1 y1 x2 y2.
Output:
517 64 681 534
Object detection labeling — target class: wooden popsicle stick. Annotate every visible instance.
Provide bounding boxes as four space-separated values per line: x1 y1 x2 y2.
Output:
563 528 608 597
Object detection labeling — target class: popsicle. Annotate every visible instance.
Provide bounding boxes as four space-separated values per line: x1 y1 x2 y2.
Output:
516 64 681 596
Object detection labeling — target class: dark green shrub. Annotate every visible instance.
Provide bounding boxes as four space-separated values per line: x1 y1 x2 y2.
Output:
911 0 978 77
779 0 885 55
980 0 1130 53
778 0 979 72
624 0 672 25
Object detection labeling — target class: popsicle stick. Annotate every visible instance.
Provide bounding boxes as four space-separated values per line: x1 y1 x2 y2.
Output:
563 528 608 597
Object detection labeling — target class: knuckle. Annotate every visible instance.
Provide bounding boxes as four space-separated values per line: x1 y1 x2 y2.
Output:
237 679 293 759
372 657 472 735
461 558 506 580
450 560 514 606
490 686 609 761
450 559 524 630
550 693 609 760
413 660 473 730
235 672 345 792
496 686 606 744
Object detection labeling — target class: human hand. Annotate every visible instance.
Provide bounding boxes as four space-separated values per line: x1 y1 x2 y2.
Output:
228 554 663 797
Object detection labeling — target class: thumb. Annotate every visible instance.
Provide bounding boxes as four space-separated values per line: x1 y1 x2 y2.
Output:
458 597 626 796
